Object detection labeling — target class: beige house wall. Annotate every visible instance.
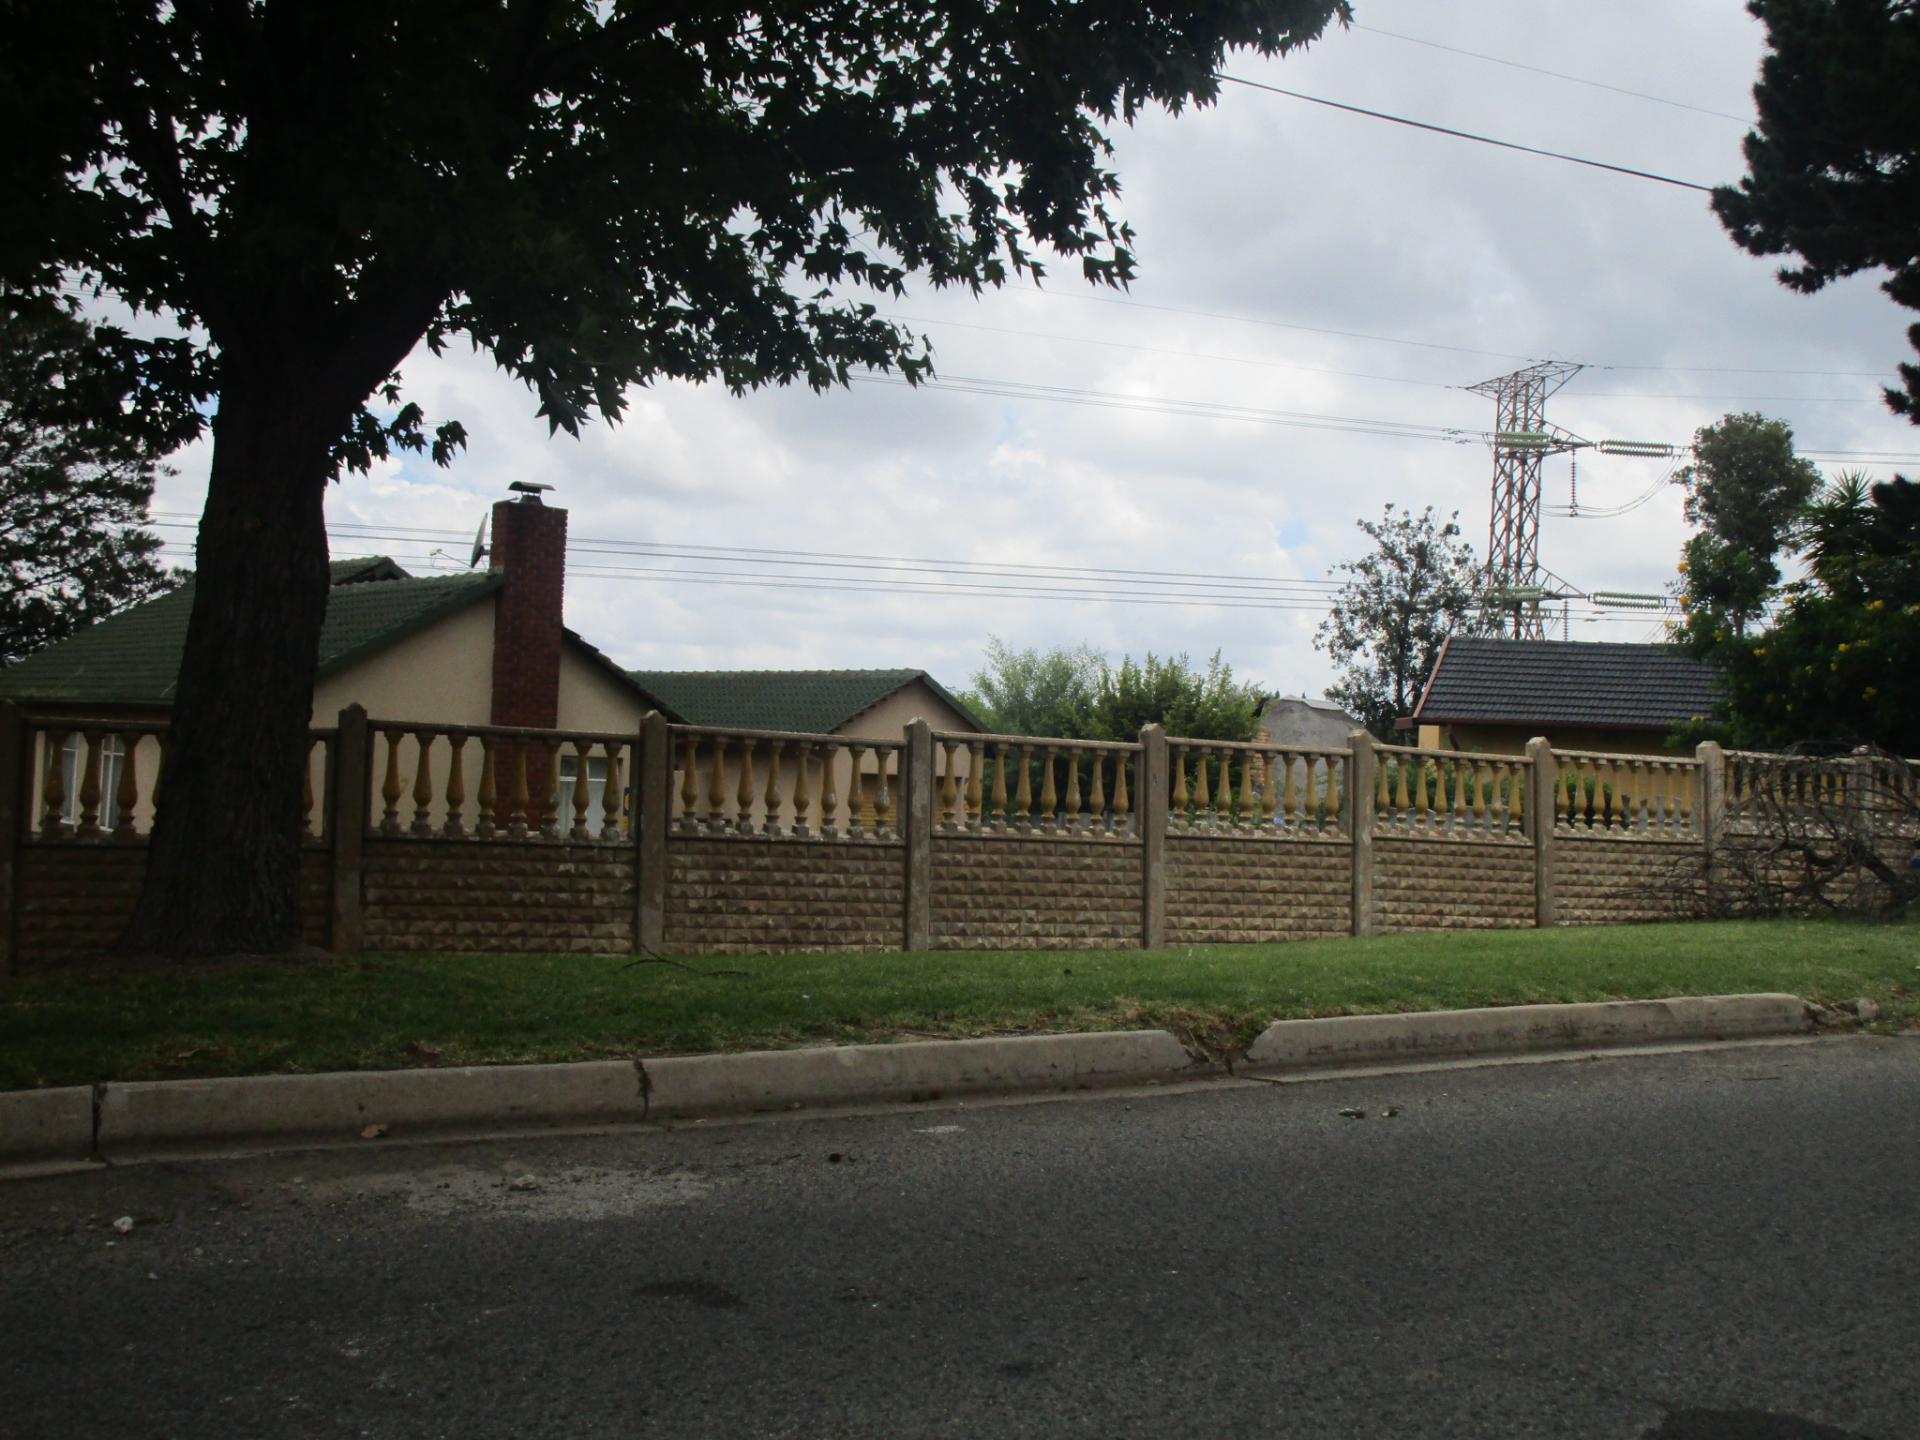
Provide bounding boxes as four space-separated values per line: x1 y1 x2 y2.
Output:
1418 722 1688 759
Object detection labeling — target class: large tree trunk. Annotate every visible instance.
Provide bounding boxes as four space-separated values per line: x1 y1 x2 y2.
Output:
123 379 337 958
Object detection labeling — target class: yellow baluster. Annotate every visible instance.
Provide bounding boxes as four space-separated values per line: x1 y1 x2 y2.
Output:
444 732 468 838
1040 747 1059 832
764 741 786 837
708 736 729 833
968 742 985 833
1237 750 1255 830
1192 747 1211 827
1088 752 1107 834
411 731 436 836
1112 751 1132 836
816 744 835 838
679 735 699 832
476 737 497 838
737 740 757 836
117 734 144 840
1064 750 1083 832
851 745 872 837
1171 748 1189 830
601 745 623 839
1327 756 1344 833
381 728 405 835
991 744 1009 830
39 729 68 834
939 741 960 831
792 747 812 838
1015 745 1032 829
509 741 530 839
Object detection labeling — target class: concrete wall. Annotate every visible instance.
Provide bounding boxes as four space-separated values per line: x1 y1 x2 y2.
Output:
1554 837 1699 927
1166 836 1350 944
362 838 634 955
666 836 905 954
930 835 1140 950
1374 836 1535 931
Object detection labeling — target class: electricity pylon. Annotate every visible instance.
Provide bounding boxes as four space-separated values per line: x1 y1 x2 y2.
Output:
1467 361 1583 639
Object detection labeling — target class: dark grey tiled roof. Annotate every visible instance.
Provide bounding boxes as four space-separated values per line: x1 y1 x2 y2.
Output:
1413 637 1721 731
626 668 980 734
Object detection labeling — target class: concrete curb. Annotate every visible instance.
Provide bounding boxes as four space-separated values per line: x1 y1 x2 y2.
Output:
643 1030 1198 1121
0 995 1831 1171
1244 994 1814 1072
76 1030 1200 1159
0 1086 94 1166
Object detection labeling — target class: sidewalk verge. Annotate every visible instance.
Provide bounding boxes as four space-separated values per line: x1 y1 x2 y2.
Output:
1 994 1825 1171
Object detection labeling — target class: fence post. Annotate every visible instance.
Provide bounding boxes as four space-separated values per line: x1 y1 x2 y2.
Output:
1348 729 1376 936
0 703 23 978
635 710 671 954
1696 739 1725 867
903 719 933 951
1138 725 1168 949
328 704 370 955
1528 736 1557 929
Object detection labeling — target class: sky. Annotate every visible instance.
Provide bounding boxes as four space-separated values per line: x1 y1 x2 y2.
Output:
140 0 1920 703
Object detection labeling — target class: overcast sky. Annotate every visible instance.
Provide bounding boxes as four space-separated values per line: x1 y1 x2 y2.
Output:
144 0 1920 702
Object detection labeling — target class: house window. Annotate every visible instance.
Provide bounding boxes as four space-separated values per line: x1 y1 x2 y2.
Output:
555 753 623 828
59 735 126 829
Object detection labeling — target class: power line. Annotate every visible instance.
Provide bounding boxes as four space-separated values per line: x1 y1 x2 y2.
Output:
1016 286 1889 381
1215 73 1715 192
1351 23 1753 125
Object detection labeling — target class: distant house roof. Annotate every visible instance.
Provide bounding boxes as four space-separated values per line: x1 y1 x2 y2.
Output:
0 567 506 709
626 668 980 734
1412 637 1721 732
329 555 415 585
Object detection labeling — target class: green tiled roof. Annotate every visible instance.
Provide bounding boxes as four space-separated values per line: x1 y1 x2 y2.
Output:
0 568 501 708
329 556 414 585
626 668 980 734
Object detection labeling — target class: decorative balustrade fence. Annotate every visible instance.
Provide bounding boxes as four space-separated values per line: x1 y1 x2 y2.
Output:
1168 739 1348 837
1373 747 1527 839
933 733 1139 838
669 725 902 840
8 702 1915 972
1552 750 1699 838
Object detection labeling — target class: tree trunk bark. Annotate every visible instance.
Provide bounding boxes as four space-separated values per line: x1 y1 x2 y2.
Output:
123 379 336 957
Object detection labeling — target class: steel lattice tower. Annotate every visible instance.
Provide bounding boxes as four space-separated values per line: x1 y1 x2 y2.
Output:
1467 361 1582 639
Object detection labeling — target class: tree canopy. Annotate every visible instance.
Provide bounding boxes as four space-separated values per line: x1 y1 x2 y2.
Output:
1314 505 1482 741
0 294 177 666
1670 412 1822 642
1683 474 1920 752
963 640 1263 743
0 1 1349 954
1713 0 1920 421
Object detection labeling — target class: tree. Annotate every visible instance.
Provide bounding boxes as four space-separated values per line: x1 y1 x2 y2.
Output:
1092 651 1262 742
0 1 1349 955
1712 0 1920 422
1314 505 1482 741
1 295 179 665
1691 474 1920 752
1671 412 1822 642
962 638 1105 740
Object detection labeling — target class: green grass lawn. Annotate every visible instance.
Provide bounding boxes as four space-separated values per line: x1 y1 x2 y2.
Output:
2 918 1915 1090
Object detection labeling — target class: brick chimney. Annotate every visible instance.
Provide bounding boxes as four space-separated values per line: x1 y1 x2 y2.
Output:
488 490 568 729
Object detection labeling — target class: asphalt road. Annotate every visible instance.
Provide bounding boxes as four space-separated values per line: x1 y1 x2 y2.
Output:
2 1036 1917 1440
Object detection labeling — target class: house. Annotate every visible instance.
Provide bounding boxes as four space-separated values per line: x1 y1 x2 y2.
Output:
0 492 978 829
1256 694 1363 750
1402 635 1721 756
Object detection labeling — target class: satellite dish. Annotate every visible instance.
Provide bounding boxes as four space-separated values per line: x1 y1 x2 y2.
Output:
468 515 489 568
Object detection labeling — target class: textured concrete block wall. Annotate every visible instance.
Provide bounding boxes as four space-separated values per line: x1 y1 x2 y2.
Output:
1555 836 1701 926
1165 836 1351 944
931 836 1140 950
16 843 329 968
1374 836 1533 931
666 837 904 954
363 838 634 954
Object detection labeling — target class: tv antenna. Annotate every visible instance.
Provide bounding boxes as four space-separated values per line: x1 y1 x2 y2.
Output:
467 515 489 568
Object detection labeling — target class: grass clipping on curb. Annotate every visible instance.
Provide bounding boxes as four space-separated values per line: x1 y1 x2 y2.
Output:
2 917 1914 1089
